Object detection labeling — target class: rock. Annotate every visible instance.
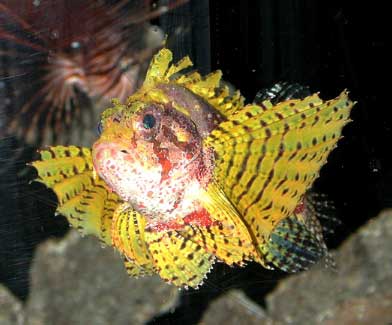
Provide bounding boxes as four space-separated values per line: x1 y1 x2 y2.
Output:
321 294 392 325
25 231 179 325
0 284 24 325
266 209 392 324
200 289 272 325
3 210 392 324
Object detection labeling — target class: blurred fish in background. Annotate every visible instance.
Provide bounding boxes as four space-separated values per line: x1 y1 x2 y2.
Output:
0 0 189 300
0 0 188 146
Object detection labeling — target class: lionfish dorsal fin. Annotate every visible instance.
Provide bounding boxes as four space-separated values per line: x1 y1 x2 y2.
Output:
141 48 244 117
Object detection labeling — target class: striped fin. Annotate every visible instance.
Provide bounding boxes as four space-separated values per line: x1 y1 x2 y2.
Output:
111 203 154 277
174 70 244 117
143 48 173 87
141 48 244 117
299 193 336 269
263 214 328 272
30 146 121 245
145 229 215 288
205 91 354 263
123 258 152 278
187 184 261 266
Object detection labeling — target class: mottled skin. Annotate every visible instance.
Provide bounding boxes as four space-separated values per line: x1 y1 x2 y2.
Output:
93 84 222 231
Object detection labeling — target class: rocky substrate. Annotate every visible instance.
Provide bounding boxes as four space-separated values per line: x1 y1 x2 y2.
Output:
1 210 392 324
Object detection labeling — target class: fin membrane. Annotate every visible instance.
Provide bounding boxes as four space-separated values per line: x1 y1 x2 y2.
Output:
112 204 216 286
111 203 154 277
263 215 328 272
145 228 215 288
31 145 121 245
189 183 260 266
142 48 244 117
254 81 311 105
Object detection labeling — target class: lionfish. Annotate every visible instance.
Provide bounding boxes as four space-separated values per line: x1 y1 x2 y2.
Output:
31 48 354 288
0 0 187 143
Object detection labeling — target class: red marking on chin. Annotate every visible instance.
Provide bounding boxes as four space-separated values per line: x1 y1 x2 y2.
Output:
294 200 305 214
150 220 184 232
183 208 214 227
149 208 214 232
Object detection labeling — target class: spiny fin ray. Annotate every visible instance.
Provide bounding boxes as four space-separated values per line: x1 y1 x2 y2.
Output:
145 229 215 288
263 215 328 272
111 203 155 276
31 146 121 245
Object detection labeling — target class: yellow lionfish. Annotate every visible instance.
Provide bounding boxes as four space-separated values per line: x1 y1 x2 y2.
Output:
31 48 354 288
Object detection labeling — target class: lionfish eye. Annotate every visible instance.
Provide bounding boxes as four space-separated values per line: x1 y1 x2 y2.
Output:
143 114 156 129
97 121 103 135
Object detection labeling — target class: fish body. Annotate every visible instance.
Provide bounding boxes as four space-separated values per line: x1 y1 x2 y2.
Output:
31 48 354 288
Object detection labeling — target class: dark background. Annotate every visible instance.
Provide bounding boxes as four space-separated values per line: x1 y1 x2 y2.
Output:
0 1 390 324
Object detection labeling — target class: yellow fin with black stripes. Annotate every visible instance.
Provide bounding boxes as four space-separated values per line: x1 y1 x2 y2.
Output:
188 183 261 266
141 48 244 117
111 203 155 277
31 145 121 246
205 91 354 265
144 228 215 288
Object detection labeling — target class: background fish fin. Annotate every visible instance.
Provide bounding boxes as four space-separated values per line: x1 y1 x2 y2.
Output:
205 92 354 262
31 145 121 245
111 203 155 276
145 229 215 289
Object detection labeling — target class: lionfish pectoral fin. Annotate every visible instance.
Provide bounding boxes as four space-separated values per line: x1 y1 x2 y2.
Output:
123 257 154 278
144 228 215 289
205 91 354 266
111 203 155 276
31 145 121 246
110 188 215 288
190 183 260 266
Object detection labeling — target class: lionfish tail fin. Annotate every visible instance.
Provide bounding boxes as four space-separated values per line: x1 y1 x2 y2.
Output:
263 215 329 273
